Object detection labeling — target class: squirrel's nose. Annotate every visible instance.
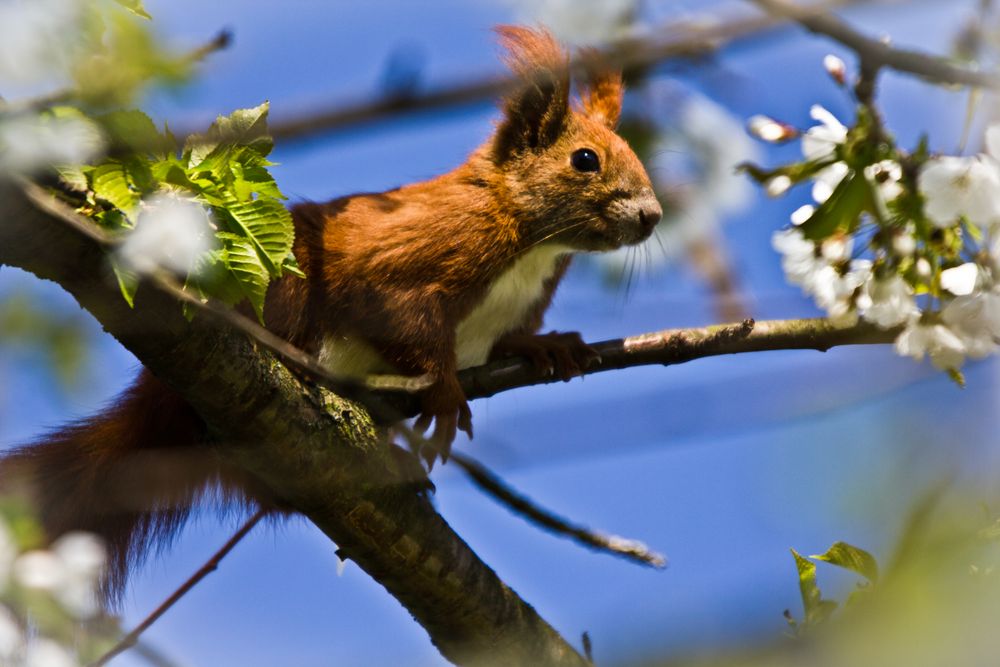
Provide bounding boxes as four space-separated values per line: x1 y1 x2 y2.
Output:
638 200 662 231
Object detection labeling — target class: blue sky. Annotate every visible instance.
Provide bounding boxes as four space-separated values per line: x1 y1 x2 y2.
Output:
1 1 997 665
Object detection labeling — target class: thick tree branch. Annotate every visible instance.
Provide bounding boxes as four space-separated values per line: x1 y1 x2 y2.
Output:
0 180 588 667
752 0 1000 89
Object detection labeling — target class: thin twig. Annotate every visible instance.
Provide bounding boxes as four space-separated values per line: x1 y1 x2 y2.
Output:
752 0 1000 89
255 0 879 145
450 452 667 568
88 509 266 667
4 30 234 114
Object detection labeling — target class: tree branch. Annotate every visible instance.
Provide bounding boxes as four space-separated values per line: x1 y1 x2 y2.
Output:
751 0 1000 89
253 0 881 145
89 509 265 667
451 453 667 569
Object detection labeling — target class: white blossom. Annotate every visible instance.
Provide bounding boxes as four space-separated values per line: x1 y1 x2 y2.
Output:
802 105 847 162
864 159 904 202
13 551 67 592
943 289 1000 358
812 259 870 326
891 229 917 257
748 115 797 143
940 263 981 296
802 106 850 203
50 533 106 618
0 113 105 175
894 320 967 370
24 638 78 667
118 193 216 276
772 228 820 287
823 54 847 85
859 274 918 329
765 174 792 198
511 0 638 44
790 204 815 226
918 155 1000 228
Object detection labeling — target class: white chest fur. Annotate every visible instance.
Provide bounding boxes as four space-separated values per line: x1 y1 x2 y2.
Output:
319 244 569 377
454 244 568 369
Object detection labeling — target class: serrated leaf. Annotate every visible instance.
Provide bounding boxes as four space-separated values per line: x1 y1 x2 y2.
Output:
113 0 152 19
810 541 879 584
218 235 269 321
219 196 294 274
91 162 140 215
792 549 838 627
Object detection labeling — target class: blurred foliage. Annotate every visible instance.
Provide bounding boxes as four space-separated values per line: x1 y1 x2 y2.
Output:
0 288 92 392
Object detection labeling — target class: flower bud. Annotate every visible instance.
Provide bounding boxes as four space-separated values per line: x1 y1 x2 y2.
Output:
823 54 847 86
747 115 798 143
765 175 792 197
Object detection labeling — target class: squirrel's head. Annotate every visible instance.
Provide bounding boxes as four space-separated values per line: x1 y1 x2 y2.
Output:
491 25 661 252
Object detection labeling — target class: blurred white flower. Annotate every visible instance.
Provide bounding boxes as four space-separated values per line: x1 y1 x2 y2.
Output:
891 227 917 257
864 159 903 202
511 0 638 44
790 204 814 226
765 175 792 197
119 193 216 276
0 113 105 175
13 550 66 592
50 532 105 618
812 162 850 204
940 263 980 296
812 259 870 326
24 638 78 667
859 274 918 329
747 115 797 143
823 54 847 86
802 105 847 162
802 105 850 203
918 155 1000 228
0 0 81 84
773 227 820 287
943 289 1000 358
0 604 23 662
894 320 966 370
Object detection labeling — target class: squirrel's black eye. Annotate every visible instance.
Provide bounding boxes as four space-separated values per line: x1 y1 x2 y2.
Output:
571 148 600 173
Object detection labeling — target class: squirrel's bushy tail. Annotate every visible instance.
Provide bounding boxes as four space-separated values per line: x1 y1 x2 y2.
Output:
0 370 256 601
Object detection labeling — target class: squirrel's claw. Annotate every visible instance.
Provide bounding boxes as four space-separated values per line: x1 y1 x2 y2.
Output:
492 330 598 381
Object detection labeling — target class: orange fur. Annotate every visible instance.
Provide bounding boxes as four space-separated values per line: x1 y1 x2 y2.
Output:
1 25 661 597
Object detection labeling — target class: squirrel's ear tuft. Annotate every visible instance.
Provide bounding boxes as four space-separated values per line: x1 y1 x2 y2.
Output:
579 50 623 129
493 25 570 163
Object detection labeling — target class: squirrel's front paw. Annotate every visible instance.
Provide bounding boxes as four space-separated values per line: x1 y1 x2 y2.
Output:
492 331 600 381
413 376 472 468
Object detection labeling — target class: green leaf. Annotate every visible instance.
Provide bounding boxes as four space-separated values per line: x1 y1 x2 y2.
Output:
219 196 294 274
810 541 880 584
799 171 872 241
792 549 838 627
98 109 169 155
54 164 90 192
109 257 140 308
113 0 152 19
91 162 140 216
217 234 270 321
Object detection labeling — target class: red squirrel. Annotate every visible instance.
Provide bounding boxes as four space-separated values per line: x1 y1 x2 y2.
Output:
2 26 660 597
